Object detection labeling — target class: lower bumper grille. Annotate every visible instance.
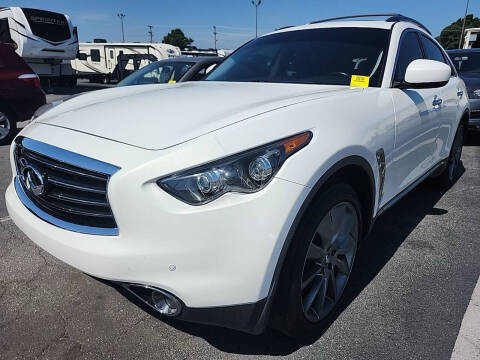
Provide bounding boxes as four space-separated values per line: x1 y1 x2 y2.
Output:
13 137 120 235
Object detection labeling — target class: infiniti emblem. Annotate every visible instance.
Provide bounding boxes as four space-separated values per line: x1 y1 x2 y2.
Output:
21 164 46 196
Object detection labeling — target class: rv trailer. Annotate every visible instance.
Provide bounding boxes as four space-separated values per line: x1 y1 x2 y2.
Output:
72 41 181 83
0 7 78 86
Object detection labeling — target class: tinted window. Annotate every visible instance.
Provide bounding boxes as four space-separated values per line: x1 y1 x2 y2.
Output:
206 28 390 87
420 35 447 63
393 32 423 84
90 49 100 62
21 8 71 42
448 52 480 73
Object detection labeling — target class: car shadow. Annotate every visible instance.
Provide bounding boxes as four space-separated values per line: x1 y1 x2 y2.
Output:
103 162 465 356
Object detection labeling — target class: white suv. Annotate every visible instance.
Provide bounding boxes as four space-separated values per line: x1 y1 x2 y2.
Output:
6 14 468 337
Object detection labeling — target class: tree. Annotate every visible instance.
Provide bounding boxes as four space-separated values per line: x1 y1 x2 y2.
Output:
436 14 480 50
162 29 193 49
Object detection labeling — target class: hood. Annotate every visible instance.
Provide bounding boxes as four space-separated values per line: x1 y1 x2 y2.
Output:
37 81 354 150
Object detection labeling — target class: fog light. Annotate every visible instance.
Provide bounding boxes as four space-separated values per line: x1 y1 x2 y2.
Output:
151 291 181 315
122 284 182 317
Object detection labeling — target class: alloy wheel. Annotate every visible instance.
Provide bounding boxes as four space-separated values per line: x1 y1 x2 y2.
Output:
301 202 358 322
448 127 464 181
0 112 10 141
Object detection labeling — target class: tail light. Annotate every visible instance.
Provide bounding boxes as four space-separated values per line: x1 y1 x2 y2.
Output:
18 74 41 88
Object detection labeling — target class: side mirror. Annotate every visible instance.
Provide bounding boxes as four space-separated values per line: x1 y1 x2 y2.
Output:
77 52 87 61
402 59 451 89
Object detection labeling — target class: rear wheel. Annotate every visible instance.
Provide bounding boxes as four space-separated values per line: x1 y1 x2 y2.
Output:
0 107 16 145
433 123 464 188
272 183 362 337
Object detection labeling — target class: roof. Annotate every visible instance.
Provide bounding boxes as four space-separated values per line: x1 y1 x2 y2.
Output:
268 14 429 37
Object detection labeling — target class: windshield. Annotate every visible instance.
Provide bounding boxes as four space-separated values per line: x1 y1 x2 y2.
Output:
118 61 195 86
448 52 480 74
206 28 390 87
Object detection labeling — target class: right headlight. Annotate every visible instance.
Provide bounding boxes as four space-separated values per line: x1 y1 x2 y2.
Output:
158 131 312 205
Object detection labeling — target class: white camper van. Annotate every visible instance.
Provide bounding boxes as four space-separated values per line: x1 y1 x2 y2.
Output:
463 28 480 49
0 7 78 85
72 42 181 83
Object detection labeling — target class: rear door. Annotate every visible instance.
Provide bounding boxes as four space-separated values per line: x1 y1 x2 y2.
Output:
419 34 462 161
387 30 440 199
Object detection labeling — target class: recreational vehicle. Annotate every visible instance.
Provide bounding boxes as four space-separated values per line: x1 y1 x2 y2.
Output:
463 28 480 49
0 7 78 85
72 42 181 83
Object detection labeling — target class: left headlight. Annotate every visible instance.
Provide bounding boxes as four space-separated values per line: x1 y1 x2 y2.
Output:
158 131 312 205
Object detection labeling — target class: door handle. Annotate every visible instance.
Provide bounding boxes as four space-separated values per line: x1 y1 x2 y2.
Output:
432 98 443 107
457 90 464 98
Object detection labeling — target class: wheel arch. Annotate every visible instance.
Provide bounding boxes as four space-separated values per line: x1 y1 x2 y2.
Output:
254 155 377 333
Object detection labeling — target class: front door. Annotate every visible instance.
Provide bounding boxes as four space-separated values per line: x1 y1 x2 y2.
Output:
385 30 440 202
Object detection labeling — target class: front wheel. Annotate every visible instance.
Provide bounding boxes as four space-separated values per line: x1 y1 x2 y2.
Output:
0 107 17 145
272 183 362 337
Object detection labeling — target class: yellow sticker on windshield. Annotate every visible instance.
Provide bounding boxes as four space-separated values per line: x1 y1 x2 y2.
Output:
168 80 176 84
350 75 370 87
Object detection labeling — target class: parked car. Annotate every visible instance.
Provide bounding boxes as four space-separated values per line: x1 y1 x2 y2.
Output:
447 49 480 131
0 43 46 145
117 56 222 86
6 14 468 337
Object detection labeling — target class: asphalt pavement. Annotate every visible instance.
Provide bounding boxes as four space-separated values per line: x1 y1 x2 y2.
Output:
0 85 479 359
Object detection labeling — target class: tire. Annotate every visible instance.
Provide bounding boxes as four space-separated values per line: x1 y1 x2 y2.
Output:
272 183 362 337
0 106 17 146
433 123 464 188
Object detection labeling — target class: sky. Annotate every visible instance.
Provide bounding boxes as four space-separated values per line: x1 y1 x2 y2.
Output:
8 0 478 49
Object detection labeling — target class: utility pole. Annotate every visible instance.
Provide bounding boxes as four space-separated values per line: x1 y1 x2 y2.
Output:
459 0 470 49
117 13 126 42
213 25 218 50
148 25 153 43
251 0 262 38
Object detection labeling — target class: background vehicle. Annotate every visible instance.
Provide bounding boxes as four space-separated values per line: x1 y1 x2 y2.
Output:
448 49 480 131
6 14 468 337
72 41 181 83
0 7 78 86
0 43 45 145
117 56 222 86
463 28 480 49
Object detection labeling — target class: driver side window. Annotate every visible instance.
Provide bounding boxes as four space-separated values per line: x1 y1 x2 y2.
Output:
393 32 423 85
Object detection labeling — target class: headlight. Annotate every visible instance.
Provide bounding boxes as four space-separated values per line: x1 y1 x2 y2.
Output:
472 89 480 98
31 100 64 120
158 131 312 205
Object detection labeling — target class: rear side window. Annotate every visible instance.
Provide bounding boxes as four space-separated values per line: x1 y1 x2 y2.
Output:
420 36 447 64
393 32 423 84
90 49 100 62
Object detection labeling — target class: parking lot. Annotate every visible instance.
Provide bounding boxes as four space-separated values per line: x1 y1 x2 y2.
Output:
0 82 478 359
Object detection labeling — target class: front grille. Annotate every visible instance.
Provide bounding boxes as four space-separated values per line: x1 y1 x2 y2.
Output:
14 137 119 235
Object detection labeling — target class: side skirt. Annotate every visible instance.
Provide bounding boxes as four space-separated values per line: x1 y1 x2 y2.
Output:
376 158 447 217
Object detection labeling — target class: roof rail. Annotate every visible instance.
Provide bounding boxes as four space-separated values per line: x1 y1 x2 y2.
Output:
275 25 294 31
309 14 431 35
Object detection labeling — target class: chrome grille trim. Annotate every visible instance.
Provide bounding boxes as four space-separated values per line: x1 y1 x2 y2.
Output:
13 137 120 236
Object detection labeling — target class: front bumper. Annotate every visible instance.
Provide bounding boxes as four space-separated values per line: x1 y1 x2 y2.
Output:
6 167 308 332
